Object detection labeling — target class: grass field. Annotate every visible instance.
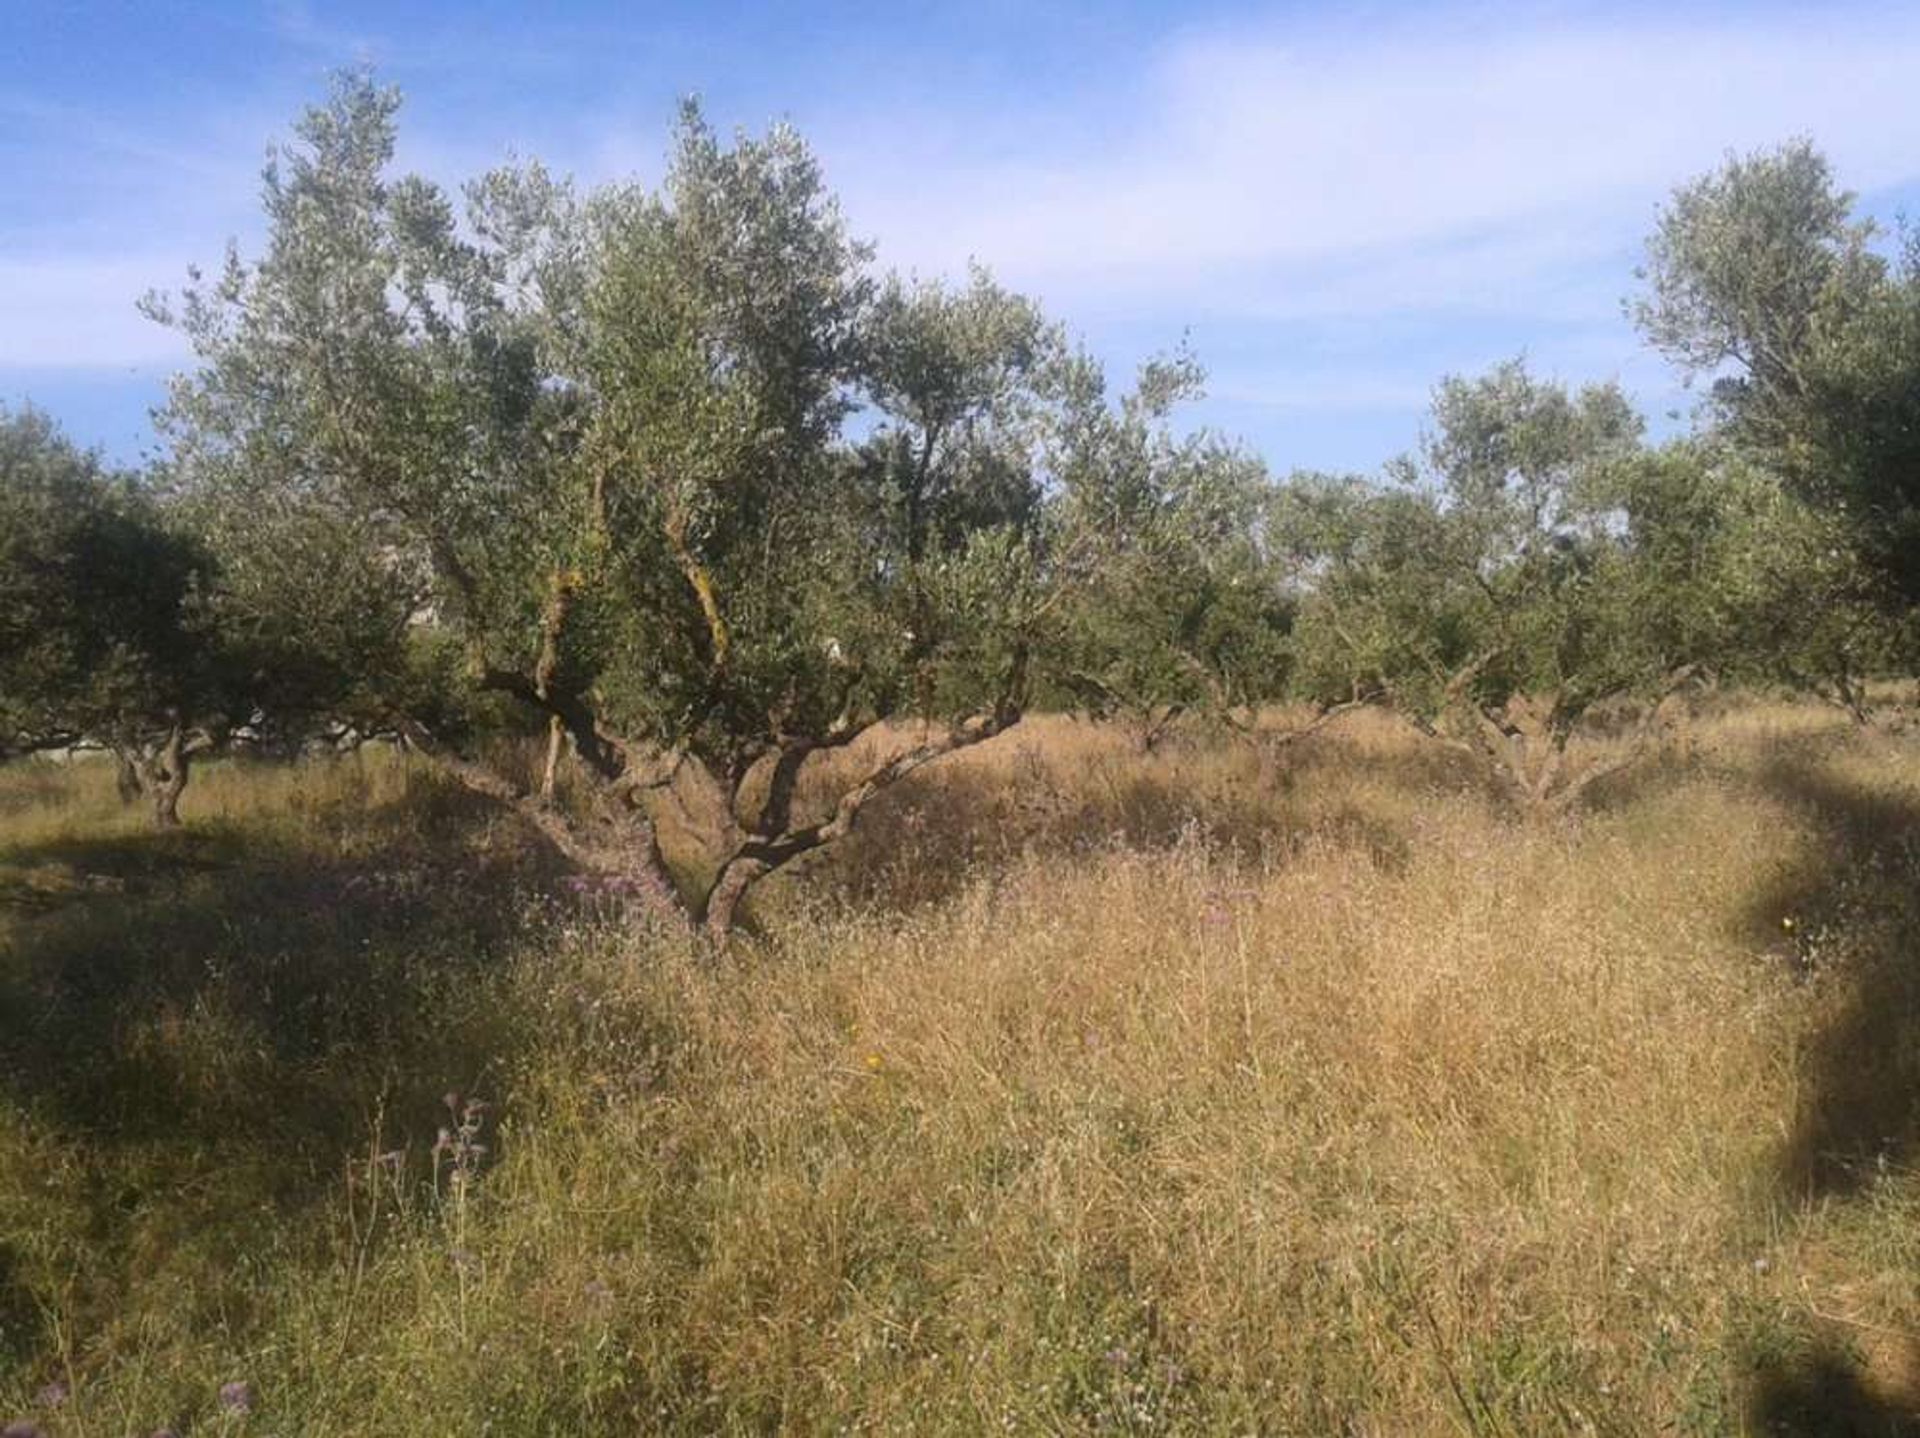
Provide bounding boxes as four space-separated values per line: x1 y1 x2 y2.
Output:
2 704 1918 1434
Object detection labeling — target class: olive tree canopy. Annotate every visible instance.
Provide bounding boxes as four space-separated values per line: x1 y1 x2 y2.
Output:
1281 362 1754 812
0 407 235 824
154 76 1231 935
1636 140 1920 622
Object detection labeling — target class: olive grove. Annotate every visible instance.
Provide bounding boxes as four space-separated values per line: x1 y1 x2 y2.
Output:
3 83 1913 924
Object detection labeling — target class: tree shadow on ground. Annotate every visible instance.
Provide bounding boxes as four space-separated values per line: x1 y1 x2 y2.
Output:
791 729 1429 921
0 766 563 1190
1746 739 1920 1198
0 759 658 1399
1747 1335 1920 1436
1736 732 1920 1431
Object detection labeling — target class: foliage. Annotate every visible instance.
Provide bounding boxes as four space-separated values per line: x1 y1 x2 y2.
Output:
1277 470 1471 716
1282 363 1731 809
1636 139 1920 615
1048 353 1294 746
23 80 1916 864
1605 439 1914 723
0 406 232 822
152 76 1251 932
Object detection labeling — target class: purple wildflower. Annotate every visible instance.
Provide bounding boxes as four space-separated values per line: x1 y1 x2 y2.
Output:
218 1379 254 1414
33 1381 66 1408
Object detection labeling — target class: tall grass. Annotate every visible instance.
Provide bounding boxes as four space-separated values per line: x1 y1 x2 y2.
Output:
2 705 1917 1433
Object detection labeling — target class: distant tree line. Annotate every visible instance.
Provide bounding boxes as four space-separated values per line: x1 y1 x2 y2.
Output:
3 76 1914 933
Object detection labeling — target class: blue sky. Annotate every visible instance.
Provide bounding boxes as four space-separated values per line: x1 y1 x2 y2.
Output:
6 1 1920 473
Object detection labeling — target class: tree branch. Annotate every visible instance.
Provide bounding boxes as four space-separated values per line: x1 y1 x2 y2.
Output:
399 721 686 923
696 706 1020 940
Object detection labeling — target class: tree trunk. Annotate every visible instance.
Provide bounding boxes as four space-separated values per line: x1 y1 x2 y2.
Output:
114 749 144 806
1135 704 1184 755
143 727 190 829
151 772 186 828
402 723 687 925
539 715 566 802
700 855 767 944
693 706 1024 942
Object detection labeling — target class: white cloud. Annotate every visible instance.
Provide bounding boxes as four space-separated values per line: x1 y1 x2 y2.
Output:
13 3 1920 471
831 9 1920 313
0 258 194 369
268 0 381 64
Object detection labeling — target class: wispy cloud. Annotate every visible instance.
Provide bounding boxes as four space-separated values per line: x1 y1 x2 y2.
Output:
0 259 194 369
833 8 1920 310
0 91 235 184
267 0 381 65
9 2 1920 469
789 5 1920 461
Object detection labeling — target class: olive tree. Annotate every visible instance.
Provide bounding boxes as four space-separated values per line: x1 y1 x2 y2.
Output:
1046 352 1297 750
1616 437 1920 739
156 76 1193 937
1283 362 1721 813
0 406 235 825
1636 141 1920 625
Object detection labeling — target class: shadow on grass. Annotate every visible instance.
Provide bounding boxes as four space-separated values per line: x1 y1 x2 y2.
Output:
1744 741 1920 1199
1748 1336 1920 1437
1733 732 1920 1430
793 732 1426 921
0 758 659 1402
0 764 559 1185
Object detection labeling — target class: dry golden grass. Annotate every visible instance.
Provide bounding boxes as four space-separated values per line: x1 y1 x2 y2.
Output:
3 702 1918 1432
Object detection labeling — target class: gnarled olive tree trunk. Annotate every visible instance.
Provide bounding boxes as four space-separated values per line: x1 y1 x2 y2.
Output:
690 708 1023 942
129 725 194 828
407 696 1024 946
1398 663 1701 818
